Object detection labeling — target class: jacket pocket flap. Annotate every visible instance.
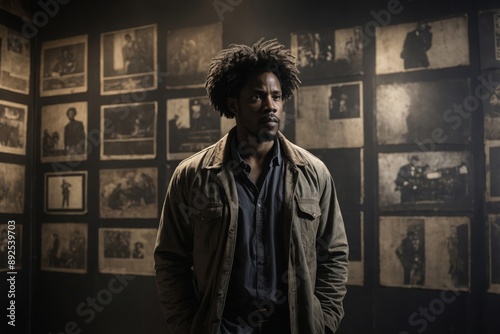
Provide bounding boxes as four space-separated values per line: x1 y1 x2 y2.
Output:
296 198 321 219
200 204 223 222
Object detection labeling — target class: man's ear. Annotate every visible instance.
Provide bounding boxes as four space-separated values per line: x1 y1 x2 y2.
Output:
227 97 238 116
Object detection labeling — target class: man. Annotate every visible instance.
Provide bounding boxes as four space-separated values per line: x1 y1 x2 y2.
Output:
64 107 85 156
400 21 433 70
394 155 425 204
61 178 71 208
154 38 349 334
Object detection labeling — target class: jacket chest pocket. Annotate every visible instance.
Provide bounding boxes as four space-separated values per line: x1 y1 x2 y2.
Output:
296 198 321 250
193 203 223 252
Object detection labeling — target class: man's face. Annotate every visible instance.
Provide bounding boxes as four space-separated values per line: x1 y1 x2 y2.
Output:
229 71 284 144
67 110 76 121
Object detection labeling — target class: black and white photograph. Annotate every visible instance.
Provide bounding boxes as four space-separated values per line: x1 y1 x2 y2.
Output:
378 151 473 211
98 227 157 276
376 16 469 74
380 216 470 290
0 162 24 214
479 10 500 69
99 167 157 219
167 96 221 160
101 24 157 95
40 223 87 274
44 171 87 215
483 70 500 140
290 26 363 80
295 82 363 149
0 223 21 272
489 215 500 294
0 25 30 94
310 148 364 285
376 79 471 145
40 34 87 97
485 140 500 202
0 100 27 155
0 0 30 18
166 22 222 89
101 102 156 160
41 102 87 163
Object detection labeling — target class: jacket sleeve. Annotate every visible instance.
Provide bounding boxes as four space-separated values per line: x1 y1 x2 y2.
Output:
154 167 199 333
315 170 349 333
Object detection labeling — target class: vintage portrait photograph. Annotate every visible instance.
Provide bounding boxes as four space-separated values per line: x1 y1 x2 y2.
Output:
0 100 27 155
310 148 364 285
376 16 469 74
378 151 473 211
0 25 30 94
98 227 157 276
0 162 24 214
101 24 157 95
489 215 500 294
380 216 470 290
0 223 22 272
101 102 156 160
167 96 221 160
295 82 363 149
41 102 87 163
376 79 471 145
40 223 87 274
44 171 87 215
40 34 87 97
290 26 363 80
479 10 500 69
99 167 157 219
485 140 500 202
483 70 500 140
166 22 222 89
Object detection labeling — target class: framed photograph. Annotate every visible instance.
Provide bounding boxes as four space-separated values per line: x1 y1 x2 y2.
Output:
291 26 363 80
98 227 157 276
310 148 364 285
485 140 500 202
378 151 473 211
166 22 222 89
41 102 87 163
44 171 87 215
295 82 363 149
101 102 157 160
380 216 470 290
0 223 22 272
40 34 88 97
479 10 500 69
41 223 87 274
376 79 471 145
167 96 221 160
101 24 157 95
483 70 500 140
0 100 27 155
0 25 30 94
489 215 500 293
0 162 24 214
376 15 469 74
99 167 157 219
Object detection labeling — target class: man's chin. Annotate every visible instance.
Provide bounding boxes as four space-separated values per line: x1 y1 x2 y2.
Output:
256 129 278 144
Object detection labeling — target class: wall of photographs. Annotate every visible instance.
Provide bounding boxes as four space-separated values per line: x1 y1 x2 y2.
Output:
1 0 499 333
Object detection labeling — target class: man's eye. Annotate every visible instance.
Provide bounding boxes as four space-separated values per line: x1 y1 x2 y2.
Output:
273 95 282 101
252 95 261 101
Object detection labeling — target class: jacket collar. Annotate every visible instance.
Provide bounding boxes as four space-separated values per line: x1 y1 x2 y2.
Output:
202 126 308 170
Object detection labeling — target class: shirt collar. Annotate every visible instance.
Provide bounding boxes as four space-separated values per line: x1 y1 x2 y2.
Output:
230 136 282 170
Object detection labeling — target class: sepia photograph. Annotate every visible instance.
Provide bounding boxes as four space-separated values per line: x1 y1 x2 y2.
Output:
376 79 471 145
378 151 473 211
485 140 500 202
101 24 157 95
489 215 500 294
0 162 24 214
41 102 87 163
166 22 222 89
295 82 363 149
483 70 500 140
98 227 157 276
101 102 156 160
40 34 87 97
99 167 157 219
310 148 364 285
167 96 221 160
380 216 470 290
376 16 469 74
44 171 87 215
290 26 363 80
479 10 500 69
41 223 87 274
0 100 27 155
0 25 30 94
0 223 22 272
